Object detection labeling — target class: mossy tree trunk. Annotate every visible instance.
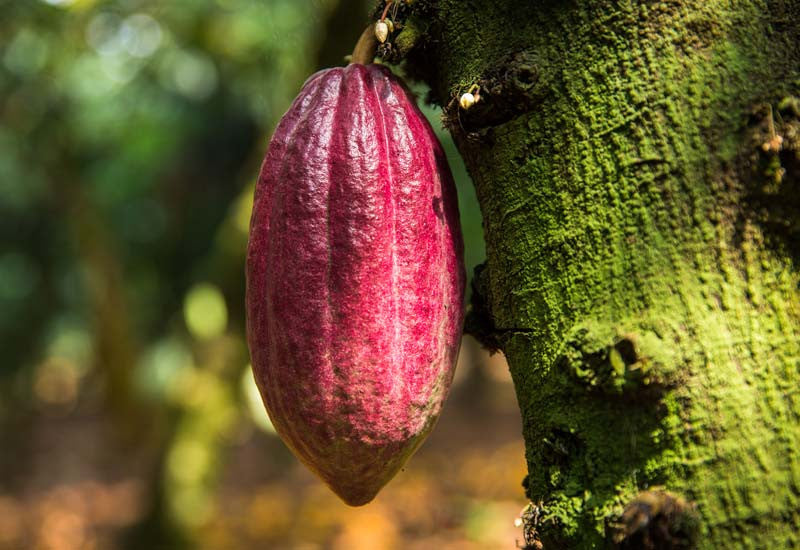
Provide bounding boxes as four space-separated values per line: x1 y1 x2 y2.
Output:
390 0 800 547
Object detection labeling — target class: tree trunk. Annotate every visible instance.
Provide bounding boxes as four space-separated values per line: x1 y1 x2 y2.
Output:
393 0 800 547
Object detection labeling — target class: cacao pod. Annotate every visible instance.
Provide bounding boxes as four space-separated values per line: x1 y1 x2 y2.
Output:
246 63 465 506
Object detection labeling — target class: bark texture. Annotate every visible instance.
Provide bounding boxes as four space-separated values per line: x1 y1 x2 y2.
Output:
390 0 800 547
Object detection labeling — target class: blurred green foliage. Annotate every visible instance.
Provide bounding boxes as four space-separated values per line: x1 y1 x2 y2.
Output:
0 0 486 547
0 0 483 374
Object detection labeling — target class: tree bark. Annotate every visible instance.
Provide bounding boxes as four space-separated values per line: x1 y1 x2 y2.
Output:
392 0 800 547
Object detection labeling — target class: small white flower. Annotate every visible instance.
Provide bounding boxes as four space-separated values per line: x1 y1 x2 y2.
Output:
375 21 389 43
459 92 476 110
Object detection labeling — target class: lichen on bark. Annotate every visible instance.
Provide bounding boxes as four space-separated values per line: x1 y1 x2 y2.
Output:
386 0 800 547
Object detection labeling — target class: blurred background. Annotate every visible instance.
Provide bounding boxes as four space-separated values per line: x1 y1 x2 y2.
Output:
0 0 526 548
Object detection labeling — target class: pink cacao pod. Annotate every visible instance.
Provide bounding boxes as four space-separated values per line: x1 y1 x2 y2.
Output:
246 63 465 506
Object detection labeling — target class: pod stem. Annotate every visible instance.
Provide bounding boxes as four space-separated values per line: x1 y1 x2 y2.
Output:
350 25 378 65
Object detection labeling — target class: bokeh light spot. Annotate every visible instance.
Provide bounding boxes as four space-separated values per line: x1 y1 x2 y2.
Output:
86 13 125 56
234 186 255 236
138 338 193 398
183 283 228 340
3 29 49 77
33 357 81 408
120 14 162 58
241 367 276 434
160 50 219 101
168 439 212 485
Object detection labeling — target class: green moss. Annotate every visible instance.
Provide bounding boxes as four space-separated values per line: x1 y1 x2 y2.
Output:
393 15 428 57
405 0 800 547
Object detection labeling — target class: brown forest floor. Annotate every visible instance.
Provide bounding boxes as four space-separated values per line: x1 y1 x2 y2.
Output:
0 338 528 550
